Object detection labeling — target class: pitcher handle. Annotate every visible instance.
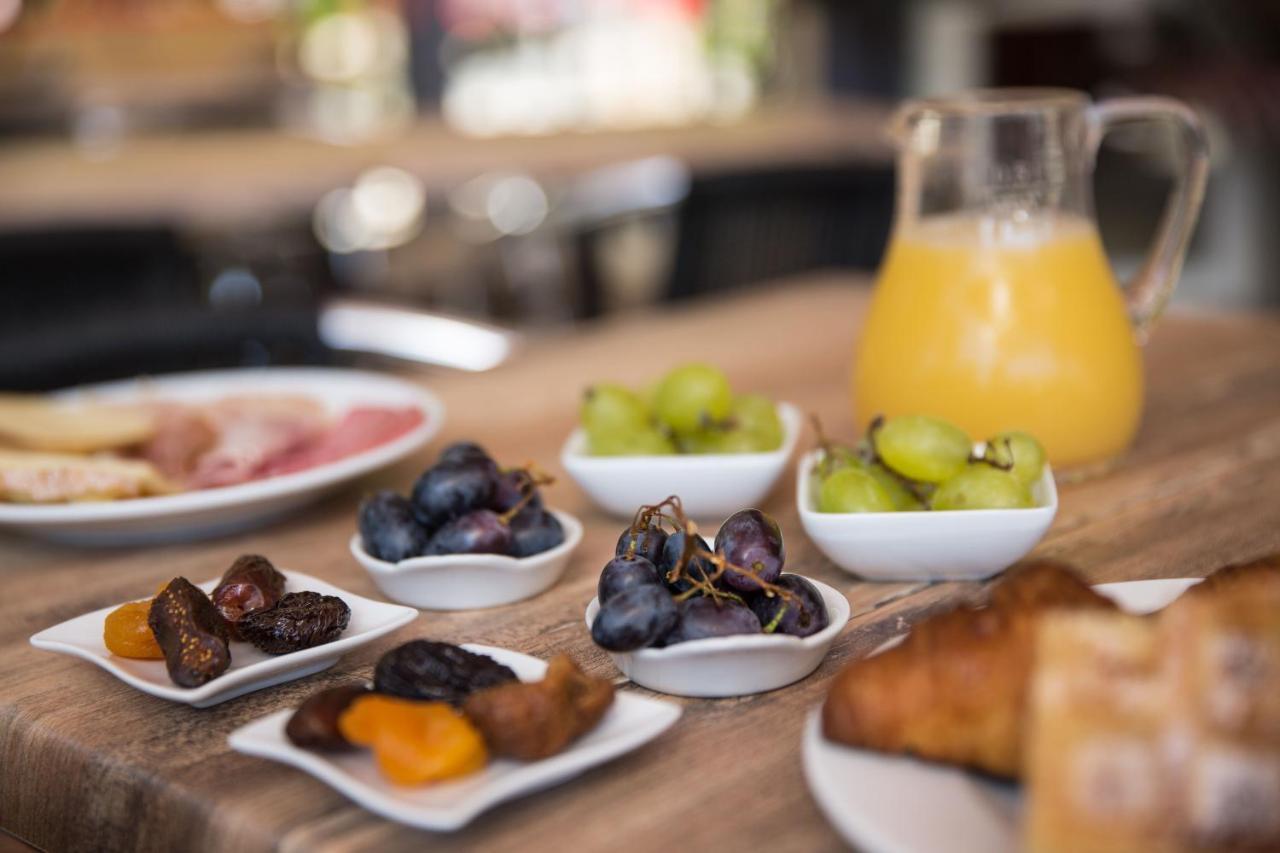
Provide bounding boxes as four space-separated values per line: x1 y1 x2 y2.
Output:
1086 97 1210 342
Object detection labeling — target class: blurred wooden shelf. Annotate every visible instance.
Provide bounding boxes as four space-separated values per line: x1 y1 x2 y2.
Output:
0 99 893 230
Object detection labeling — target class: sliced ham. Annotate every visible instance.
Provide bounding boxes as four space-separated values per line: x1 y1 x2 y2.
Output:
257 407 424 477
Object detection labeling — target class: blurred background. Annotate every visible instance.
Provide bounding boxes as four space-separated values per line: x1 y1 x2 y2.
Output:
1 0 1277 389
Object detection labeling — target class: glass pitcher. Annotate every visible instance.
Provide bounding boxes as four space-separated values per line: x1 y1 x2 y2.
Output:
853 88 1209 471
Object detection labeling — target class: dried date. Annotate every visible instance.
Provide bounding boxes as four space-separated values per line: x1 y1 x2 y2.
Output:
238 591 350 655
148 577 231 687
373 640 517 705
211 554 287 638
285 683 371 750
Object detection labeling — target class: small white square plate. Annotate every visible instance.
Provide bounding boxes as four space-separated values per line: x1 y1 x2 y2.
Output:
802 578 1201 853
228 644 682 831
29 571 418 708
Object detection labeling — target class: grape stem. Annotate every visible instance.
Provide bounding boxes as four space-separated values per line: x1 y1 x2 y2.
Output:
497 464 556 525
970 439 1016 472
629 497 799 608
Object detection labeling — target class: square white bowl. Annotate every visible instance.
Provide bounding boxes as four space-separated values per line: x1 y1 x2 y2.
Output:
560 401 802 520
585 575 851 698
228 644 682 831
30 571 418 708
350 509 584 610
796 449 1058 582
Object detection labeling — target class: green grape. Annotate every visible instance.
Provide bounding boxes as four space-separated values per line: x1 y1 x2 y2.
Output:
581 384 650 435
681 427 764 454
731 394 784 450
873 415 972 484
589 428 677 456
864 462 925 511
931 464 1034 511
985 431 1047 486
818 467 896 513
653 363 733 435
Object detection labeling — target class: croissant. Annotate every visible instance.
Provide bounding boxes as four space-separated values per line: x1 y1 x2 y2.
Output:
820 561 1115 778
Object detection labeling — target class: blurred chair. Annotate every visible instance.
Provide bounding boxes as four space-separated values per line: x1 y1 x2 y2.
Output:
666 163 894 299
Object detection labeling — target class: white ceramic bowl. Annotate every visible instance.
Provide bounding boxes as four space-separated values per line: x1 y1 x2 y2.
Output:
796 449 1058 582
29 571 418 708
0 368 444 546
351 509 583 610
584 575 850 697
560 402 802 521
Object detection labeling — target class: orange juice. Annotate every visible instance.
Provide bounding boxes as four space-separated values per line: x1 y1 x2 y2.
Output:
853 212 1143 468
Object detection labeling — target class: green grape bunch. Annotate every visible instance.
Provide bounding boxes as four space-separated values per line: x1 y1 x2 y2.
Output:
581 363 785 457
811 414 1047 513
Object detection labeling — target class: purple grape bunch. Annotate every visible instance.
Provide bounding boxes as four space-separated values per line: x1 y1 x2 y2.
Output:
358 442 564 562
590 500 829 652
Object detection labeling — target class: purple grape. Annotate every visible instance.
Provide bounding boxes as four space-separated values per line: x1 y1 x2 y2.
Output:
426 509 512 555
714 509 785 592
410 460 496 529
616 524 668 564
591 584 678 652
508 509 564 558
748 574 829 638
598 555 662 604
658 530 716 593
490 469 543 513
358 491 430 562
663 596 762 645
438 441 493 467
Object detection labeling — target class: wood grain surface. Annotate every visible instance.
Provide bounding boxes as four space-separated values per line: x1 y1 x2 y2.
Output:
2 276 1278 853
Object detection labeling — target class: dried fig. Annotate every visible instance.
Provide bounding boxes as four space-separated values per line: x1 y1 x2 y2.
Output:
148 577 231 687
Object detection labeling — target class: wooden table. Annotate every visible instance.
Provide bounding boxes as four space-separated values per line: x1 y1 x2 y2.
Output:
2 277 1279 852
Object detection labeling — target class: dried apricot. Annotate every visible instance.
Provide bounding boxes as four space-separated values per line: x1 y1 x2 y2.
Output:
338 695 487 785
103 600 164 659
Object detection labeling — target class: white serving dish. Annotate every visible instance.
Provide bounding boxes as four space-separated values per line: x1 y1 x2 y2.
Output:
0 368 444 546
228 643 681 831
350 509 584 610
560 402 802 521
29 570 418 708
802 577 1201 853
796 448 1058 582
584 574 850 697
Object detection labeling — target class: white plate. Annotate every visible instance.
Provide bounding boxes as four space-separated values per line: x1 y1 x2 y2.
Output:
29 570 418 708
350 509 584 610
227 644 682 831
802 578 1201 853
585 575 851 697
0 367 444 545
797 448 1058 582
560 402 802 521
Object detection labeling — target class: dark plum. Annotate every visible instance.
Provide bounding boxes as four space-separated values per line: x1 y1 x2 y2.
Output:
359 491 431 562
748 574 830 638
597 555 662 604
663 596 761 645
438 441 494 467
508 509 565 558
590 584 678 652
490 469 543 513
657 530 716 593
714 509 785 592
410 460 496 529
426 509 512 555
615 524 668 565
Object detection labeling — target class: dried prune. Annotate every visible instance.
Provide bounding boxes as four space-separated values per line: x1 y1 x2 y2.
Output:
238 591 350 655
463 655 614 760
211 554 287 638
374 640 517 705
148 577 231 687
286 683 371 750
